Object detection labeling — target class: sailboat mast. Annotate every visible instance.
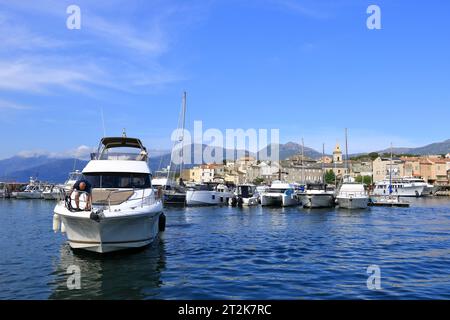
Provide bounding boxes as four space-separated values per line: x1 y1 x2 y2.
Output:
345 128 349 175
179 91 187 179
322 143 325 184
301 138 305 184
389 142 393 195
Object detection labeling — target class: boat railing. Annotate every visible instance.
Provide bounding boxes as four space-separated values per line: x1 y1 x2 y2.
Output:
59 188 158 212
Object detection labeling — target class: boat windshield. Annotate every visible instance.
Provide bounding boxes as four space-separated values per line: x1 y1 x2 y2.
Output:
82 173 151 189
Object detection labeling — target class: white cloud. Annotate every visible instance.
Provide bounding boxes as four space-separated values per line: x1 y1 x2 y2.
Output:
0 60 94 94
0 1 192 95
17 145 95 160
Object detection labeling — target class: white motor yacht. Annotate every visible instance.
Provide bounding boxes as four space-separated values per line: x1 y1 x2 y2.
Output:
42 185 63 200
230 184 259 206
299 183 335 208
15 177 44 199
53 136 164 253
336 176 369 209
260 181 300 207
373 176 428 197
186 182 234 206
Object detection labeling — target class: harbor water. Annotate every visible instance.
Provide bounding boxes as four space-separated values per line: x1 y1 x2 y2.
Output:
0 198 449 299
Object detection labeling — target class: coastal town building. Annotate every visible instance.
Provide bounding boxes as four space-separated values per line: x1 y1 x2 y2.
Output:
246 161 281 184
181 164 225 183
350 161 373 178
372 157 405 182
400 156 450 185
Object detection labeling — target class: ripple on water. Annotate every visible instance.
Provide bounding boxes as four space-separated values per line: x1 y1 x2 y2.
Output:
1 198 450 299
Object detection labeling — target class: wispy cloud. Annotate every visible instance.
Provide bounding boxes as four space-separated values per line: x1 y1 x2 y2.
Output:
0 12 64 51
0 0 195 96
17 145 95 160
0 99 31 110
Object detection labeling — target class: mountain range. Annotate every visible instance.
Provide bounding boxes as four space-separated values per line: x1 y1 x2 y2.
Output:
1 139 448 183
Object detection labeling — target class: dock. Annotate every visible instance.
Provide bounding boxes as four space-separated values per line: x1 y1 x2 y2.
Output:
369 201 410 208
369 196 410 207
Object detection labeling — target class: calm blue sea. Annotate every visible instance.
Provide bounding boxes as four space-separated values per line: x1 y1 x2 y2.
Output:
0 198 449 299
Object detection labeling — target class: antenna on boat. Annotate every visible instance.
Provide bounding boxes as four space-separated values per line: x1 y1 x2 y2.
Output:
100 107 106 137
122 128 127 138
180 91 187 179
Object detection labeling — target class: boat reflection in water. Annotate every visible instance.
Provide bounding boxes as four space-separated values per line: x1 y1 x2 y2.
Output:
49 238 166 300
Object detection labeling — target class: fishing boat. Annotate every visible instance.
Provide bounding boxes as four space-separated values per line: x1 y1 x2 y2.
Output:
260 180 300 207
53 135 165 253
15 177 44 199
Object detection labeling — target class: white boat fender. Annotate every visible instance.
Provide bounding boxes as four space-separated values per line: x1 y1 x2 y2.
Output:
158 213 166 232
61 222 66 233
52 214 60 232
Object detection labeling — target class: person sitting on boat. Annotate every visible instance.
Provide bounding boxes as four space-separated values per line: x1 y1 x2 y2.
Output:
70 180 92 211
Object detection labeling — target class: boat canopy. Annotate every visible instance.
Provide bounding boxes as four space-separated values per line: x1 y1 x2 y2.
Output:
100 137 146 150
92 137 148 161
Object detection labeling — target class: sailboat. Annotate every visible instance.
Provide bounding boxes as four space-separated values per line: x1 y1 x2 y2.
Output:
153 92 187 206
336 129 369 209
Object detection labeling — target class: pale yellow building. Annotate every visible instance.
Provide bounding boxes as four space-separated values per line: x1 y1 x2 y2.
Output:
372 157 405 182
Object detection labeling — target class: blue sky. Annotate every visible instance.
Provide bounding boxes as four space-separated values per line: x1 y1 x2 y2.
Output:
0 0 449 159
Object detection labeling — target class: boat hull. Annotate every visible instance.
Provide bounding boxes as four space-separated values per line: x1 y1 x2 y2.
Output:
337 197 369 209
186 190 233 206
43 192 59 200
15 192 42 199
301 194 335 208
261 194 299 207
55 201 163 253
373 185 425 197
163 192 186 206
